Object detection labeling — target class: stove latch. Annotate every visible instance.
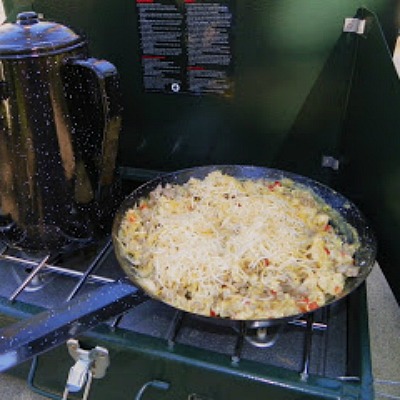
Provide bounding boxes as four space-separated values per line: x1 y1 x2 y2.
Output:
62 338 110 400
343 17 366 35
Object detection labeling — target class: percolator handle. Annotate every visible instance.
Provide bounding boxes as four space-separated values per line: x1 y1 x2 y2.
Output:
68 58 122 197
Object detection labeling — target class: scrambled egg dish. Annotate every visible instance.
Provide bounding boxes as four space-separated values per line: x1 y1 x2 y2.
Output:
117 171 360 320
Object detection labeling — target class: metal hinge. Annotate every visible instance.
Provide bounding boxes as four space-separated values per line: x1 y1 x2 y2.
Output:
62 339 110 400
321 155 340 171
343 18 366 35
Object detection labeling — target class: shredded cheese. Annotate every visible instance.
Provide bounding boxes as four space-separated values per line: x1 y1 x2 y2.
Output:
117 171 359 320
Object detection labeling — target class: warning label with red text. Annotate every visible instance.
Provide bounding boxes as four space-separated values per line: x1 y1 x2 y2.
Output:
136 0 234 96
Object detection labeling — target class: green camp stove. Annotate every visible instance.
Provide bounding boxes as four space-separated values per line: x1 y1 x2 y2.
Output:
0 1 400 399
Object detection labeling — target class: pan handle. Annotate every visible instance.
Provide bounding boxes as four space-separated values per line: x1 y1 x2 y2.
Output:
0 281 147 372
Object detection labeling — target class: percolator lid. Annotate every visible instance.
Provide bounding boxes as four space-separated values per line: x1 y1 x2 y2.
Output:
0 11 84 58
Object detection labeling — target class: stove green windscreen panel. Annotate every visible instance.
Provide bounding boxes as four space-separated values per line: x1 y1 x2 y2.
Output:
337 8 400 304
8 0 398 175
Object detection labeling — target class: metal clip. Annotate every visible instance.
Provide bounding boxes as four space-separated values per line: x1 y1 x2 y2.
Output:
343 18 366 35
321 155 340 171
62 339 110 400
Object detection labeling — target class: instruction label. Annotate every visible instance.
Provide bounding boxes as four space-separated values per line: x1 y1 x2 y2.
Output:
136 0 234 96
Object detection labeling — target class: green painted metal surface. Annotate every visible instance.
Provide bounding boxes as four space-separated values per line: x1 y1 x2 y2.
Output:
0 286 373 399
2 0 397 175
336 9 400 303
27 338 347 400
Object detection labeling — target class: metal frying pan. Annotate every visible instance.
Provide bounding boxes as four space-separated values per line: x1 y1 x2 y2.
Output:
112 165 377 325
0 165 377 371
